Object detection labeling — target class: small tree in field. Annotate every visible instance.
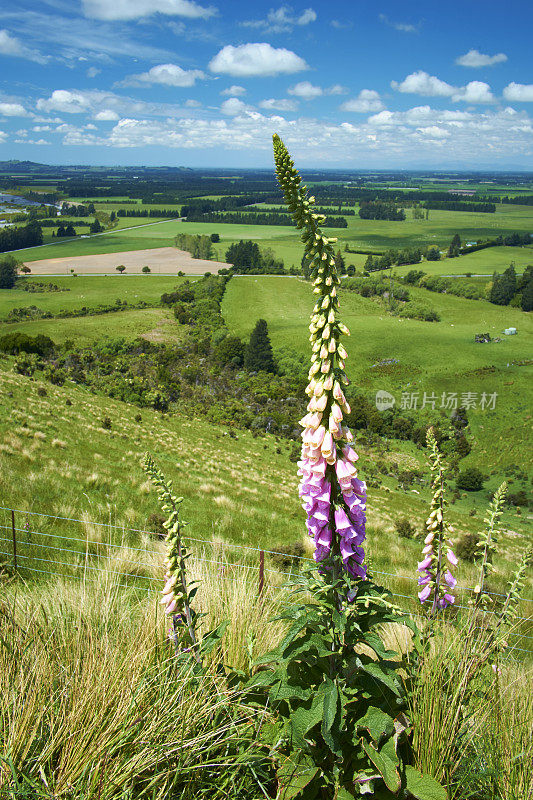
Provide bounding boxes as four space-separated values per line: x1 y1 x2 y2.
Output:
142 266 151 274
116 265 126 274
0 256 18 289
21 265 31 274
244 318 276 373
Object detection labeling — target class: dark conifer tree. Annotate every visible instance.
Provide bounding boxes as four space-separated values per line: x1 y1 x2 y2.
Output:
244 319 276 373
0 255 18 289
521 276 533 312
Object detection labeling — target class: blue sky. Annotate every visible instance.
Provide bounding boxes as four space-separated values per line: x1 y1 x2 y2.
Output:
0 0 532 168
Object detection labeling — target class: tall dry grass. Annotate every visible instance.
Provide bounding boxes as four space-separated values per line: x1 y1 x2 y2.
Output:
0 556 283 799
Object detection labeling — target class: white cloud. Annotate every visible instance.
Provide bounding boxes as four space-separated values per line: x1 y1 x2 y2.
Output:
0 28 46 63
242 6 316 34
87 67 101 78
0 102 28 117
123 63 205 88
340 89 384 113
37 90 91 114
94 109 120 121
379 14 419 33
288 81 322 99
415 126 450 139
14 138 50 145
456 49 507 68
328 84 347 96
393 71 495 104
503 82 533 102
453 81 494 103
330 19 352 29
82 0 216 21
259 98 298 111
367 110 395 126
184 99 201 107
392 71 455 97
0 130 7 143
55 106 533 169
220 97 249 116
220 85 246 96
209 43 308 77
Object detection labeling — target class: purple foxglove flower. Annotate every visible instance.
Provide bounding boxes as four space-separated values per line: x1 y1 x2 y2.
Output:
418 584 432 602
417 556 433 571
447 549 458 566
444 570 457 589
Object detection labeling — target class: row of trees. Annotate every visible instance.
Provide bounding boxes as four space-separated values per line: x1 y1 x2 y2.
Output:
363 247 424 271
425 200 495 213
182 210 348 228
174 233 214 260
116 208 181 218
489 264 533 311
0 221 43 254
225 240 285 274
358 201 405 221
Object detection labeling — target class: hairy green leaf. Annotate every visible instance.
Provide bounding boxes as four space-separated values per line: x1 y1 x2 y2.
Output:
404 766 447 800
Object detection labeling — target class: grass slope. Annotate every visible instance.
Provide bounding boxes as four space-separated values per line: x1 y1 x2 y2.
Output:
0 362 530 615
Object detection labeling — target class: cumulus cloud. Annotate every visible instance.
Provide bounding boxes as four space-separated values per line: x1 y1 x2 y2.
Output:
415 126 450 139
0 130 7 143
288 81 322 99
82 0 216 21
379 14 419 33
242 6 316 33
35 88 197 119
220 97 249 116
453 81 494 103
340 89 384 113
209 43 308 77
94 109 120 121
259 98 298 111
0 102 28 117
456 49 507 68
37 90 91 114
0 28 46 63
122 63 205 88
392 71 455 97
54 105 533 169
220 85 246 96
503 82 533 102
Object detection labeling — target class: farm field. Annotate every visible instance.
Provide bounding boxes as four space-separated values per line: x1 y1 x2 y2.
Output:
0 275 191 317
11 202 533 278
23 246 228 275
223 276 533 472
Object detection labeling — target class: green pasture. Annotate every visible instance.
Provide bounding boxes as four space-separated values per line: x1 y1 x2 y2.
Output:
0 275 189 318
223 276 532 472
0 307 178 345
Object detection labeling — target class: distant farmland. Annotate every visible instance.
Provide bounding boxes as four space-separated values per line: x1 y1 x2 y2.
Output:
24 247 229 275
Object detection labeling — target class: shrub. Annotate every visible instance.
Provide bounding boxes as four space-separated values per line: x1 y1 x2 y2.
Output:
398 302 440 321
269 542 305 570
394 517 417 539
13 353 40 376
101 416 112 430
456 532 479 562
0 332 55 356
37 386 47 397
456 467 485 491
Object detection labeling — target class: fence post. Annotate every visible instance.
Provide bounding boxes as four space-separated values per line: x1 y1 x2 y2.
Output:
11 509 17 572
258 550 264 597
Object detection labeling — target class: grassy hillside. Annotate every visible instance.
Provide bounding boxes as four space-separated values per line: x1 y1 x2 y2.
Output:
223 276 532 472
0 361 530 612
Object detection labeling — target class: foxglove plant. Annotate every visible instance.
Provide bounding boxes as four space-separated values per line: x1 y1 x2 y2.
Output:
417 428 457 614
273 134 367 584
142 453 200 661
248 136 446 800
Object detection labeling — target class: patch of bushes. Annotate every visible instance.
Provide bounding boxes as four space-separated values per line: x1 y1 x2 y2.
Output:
0 332 55 356
456 467 485 492
394 517 417 539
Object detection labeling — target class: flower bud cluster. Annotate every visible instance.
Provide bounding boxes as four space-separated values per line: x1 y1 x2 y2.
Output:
273 134 367 580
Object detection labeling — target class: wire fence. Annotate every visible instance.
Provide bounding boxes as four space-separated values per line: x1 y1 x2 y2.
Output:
1 505 532 654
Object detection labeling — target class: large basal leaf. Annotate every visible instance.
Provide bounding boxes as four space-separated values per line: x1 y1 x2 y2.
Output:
360 740 401 793
276 753 319 800
288 693 324 748
404 766 447 800
356 707 395 744
321 677 341 755
359 662 402 697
